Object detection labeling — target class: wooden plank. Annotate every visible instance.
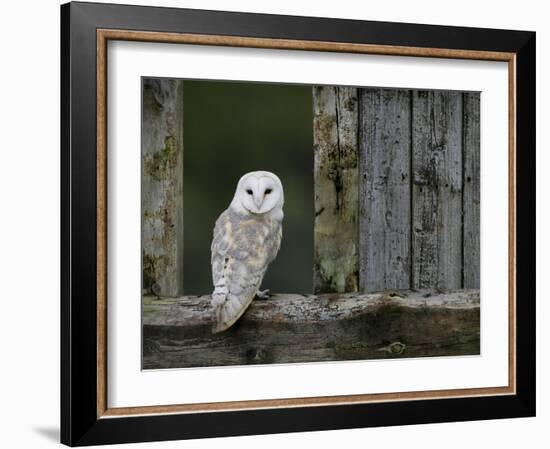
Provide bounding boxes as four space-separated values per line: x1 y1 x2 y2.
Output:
359 89 411 292
142 289 480 369
142 79 184 297
313 86 359 293
463 93 481 288
412 91 463 290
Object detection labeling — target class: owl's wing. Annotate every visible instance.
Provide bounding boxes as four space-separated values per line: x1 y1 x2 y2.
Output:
210 210 270 333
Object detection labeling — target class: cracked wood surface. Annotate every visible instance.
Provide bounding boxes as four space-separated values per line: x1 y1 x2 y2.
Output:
143 289 480 369
462 93 481 288
359 89 412 292
313 86 359 294
412 91 463 290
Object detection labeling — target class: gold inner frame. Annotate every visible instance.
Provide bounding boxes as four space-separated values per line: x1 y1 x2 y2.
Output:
96 28 517 419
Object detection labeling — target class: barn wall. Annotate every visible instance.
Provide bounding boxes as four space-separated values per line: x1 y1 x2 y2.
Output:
313 87 480 293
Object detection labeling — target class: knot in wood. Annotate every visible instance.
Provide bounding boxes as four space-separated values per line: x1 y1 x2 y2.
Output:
378 341 406 355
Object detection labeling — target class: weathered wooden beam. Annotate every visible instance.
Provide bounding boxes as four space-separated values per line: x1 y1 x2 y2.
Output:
359 89 412 292
142 78 184 297
462 93 480 288
313 86 359 294
412 91 463 290
143 289 480 369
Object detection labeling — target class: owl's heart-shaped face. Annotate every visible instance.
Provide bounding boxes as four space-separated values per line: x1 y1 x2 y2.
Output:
235 171 283 215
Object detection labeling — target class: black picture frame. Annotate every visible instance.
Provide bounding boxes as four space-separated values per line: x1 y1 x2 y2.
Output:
61 1 535 446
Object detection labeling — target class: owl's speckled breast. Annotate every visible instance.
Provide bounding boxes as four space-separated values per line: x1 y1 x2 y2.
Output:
224 207 282 264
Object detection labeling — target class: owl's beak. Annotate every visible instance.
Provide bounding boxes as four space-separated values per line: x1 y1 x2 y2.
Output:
254 194 263 208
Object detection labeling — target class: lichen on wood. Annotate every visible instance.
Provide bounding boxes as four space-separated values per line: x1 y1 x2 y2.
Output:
142 79 184 297
313 86 359 294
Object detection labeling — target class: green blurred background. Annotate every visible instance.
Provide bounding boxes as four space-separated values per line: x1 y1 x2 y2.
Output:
183 80 313 294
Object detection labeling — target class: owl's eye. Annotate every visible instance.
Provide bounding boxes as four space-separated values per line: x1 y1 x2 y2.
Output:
246 189 253 195
265 188 272 195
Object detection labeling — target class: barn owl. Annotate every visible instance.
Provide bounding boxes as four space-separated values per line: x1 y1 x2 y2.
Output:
211 171 284 333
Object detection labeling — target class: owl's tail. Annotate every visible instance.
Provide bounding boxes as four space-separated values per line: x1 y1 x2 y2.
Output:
211 285 255 334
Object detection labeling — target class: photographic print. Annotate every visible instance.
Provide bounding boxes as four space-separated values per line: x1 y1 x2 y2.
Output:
141 78 480 370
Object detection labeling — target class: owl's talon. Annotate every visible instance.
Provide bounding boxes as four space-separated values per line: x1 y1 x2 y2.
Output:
256 289 271 300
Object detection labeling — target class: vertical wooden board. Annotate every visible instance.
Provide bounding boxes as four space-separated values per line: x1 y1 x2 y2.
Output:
412 91 463 290
359 89 411 292
313 86 359 293
463 93 480 288
142 79 184 297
